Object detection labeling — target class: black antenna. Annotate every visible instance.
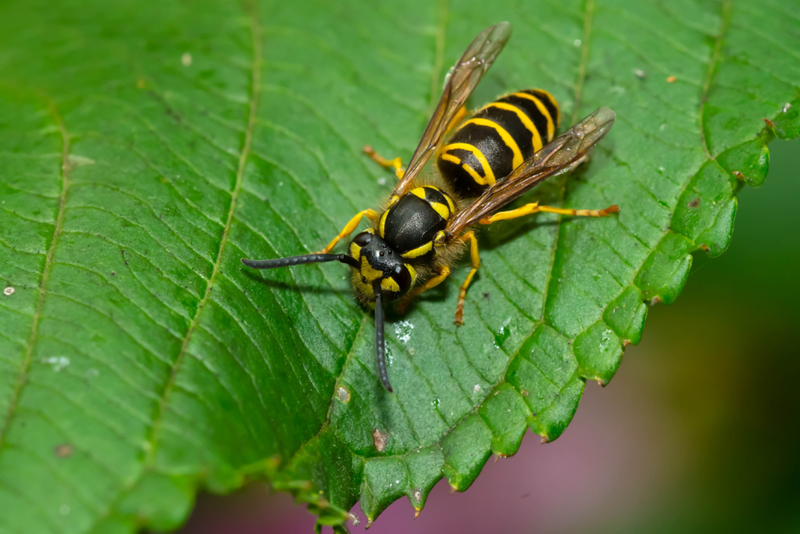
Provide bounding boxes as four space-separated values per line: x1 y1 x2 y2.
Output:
373 284 393 392
241 253 358 270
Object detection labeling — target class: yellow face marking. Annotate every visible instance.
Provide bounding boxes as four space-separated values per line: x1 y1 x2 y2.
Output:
356 276 375 300
401 240 433 259
360 256 383 283
442 142 496 185
429 201 450 220
480 102 543 152
380 277 400 293
378 210 389 238
349 242 361 262
441 153 461 165
513 92 555 141
462 118 523 168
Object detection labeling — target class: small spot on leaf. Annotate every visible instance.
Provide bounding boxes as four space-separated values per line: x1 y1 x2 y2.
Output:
66 154 95 170
42 356 69 372
372 429 388 452
54 443 73 458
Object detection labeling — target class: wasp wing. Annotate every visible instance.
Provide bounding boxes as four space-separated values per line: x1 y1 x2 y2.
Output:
392 22 512 197
445 107 616 237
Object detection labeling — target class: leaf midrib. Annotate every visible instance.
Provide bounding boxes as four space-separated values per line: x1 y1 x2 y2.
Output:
0 98 71 450
143 0 262 466
699 0 731 159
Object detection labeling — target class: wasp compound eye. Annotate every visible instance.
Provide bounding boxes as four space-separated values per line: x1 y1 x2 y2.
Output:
393 264 415 295
352 231 374 247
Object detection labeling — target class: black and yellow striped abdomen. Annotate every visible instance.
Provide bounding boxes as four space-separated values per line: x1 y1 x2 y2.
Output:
437 89 561 197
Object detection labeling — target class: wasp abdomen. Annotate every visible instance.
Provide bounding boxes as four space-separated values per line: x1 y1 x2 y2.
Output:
437 89 560 197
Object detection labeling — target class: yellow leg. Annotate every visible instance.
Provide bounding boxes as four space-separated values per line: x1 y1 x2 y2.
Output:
396 266 451 314
454 231 480 326
479 201 619 225
363 146 405 180
317 209 380 254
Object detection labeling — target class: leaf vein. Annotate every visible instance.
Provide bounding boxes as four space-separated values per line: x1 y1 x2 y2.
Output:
0 99 72 453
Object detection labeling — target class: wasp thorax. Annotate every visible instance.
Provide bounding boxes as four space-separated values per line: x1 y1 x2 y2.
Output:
348 231 416 302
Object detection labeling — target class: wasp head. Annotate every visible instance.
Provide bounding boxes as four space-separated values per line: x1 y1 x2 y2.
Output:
348 230 416 303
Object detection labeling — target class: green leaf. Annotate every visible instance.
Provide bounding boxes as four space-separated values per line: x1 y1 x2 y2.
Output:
0 0 798 531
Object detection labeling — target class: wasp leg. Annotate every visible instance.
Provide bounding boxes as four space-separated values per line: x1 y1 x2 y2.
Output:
454 231 480 326
363 107 465 181
396 266 451 314
318 209 380 254
363 146 405 180
479 201 619 225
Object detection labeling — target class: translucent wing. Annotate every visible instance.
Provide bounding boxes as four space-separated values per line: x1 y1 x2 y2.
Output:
445 107 617 237
392 22 512 197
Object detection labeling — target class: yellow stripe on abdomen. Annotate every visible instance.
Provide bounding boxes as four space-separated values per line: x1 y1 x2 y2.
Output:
512 92 555 140
478 102 544 152
460 118 524 169
440 142 496 186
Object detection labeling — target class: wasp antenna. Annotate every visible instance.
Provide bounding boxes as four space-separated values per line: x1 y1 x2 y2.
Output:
241 253 357 270
373 286 393 393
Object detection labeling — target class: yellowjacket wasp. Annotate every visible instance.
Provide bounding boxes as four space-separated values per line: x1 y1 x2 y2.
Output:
243 22 617 392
